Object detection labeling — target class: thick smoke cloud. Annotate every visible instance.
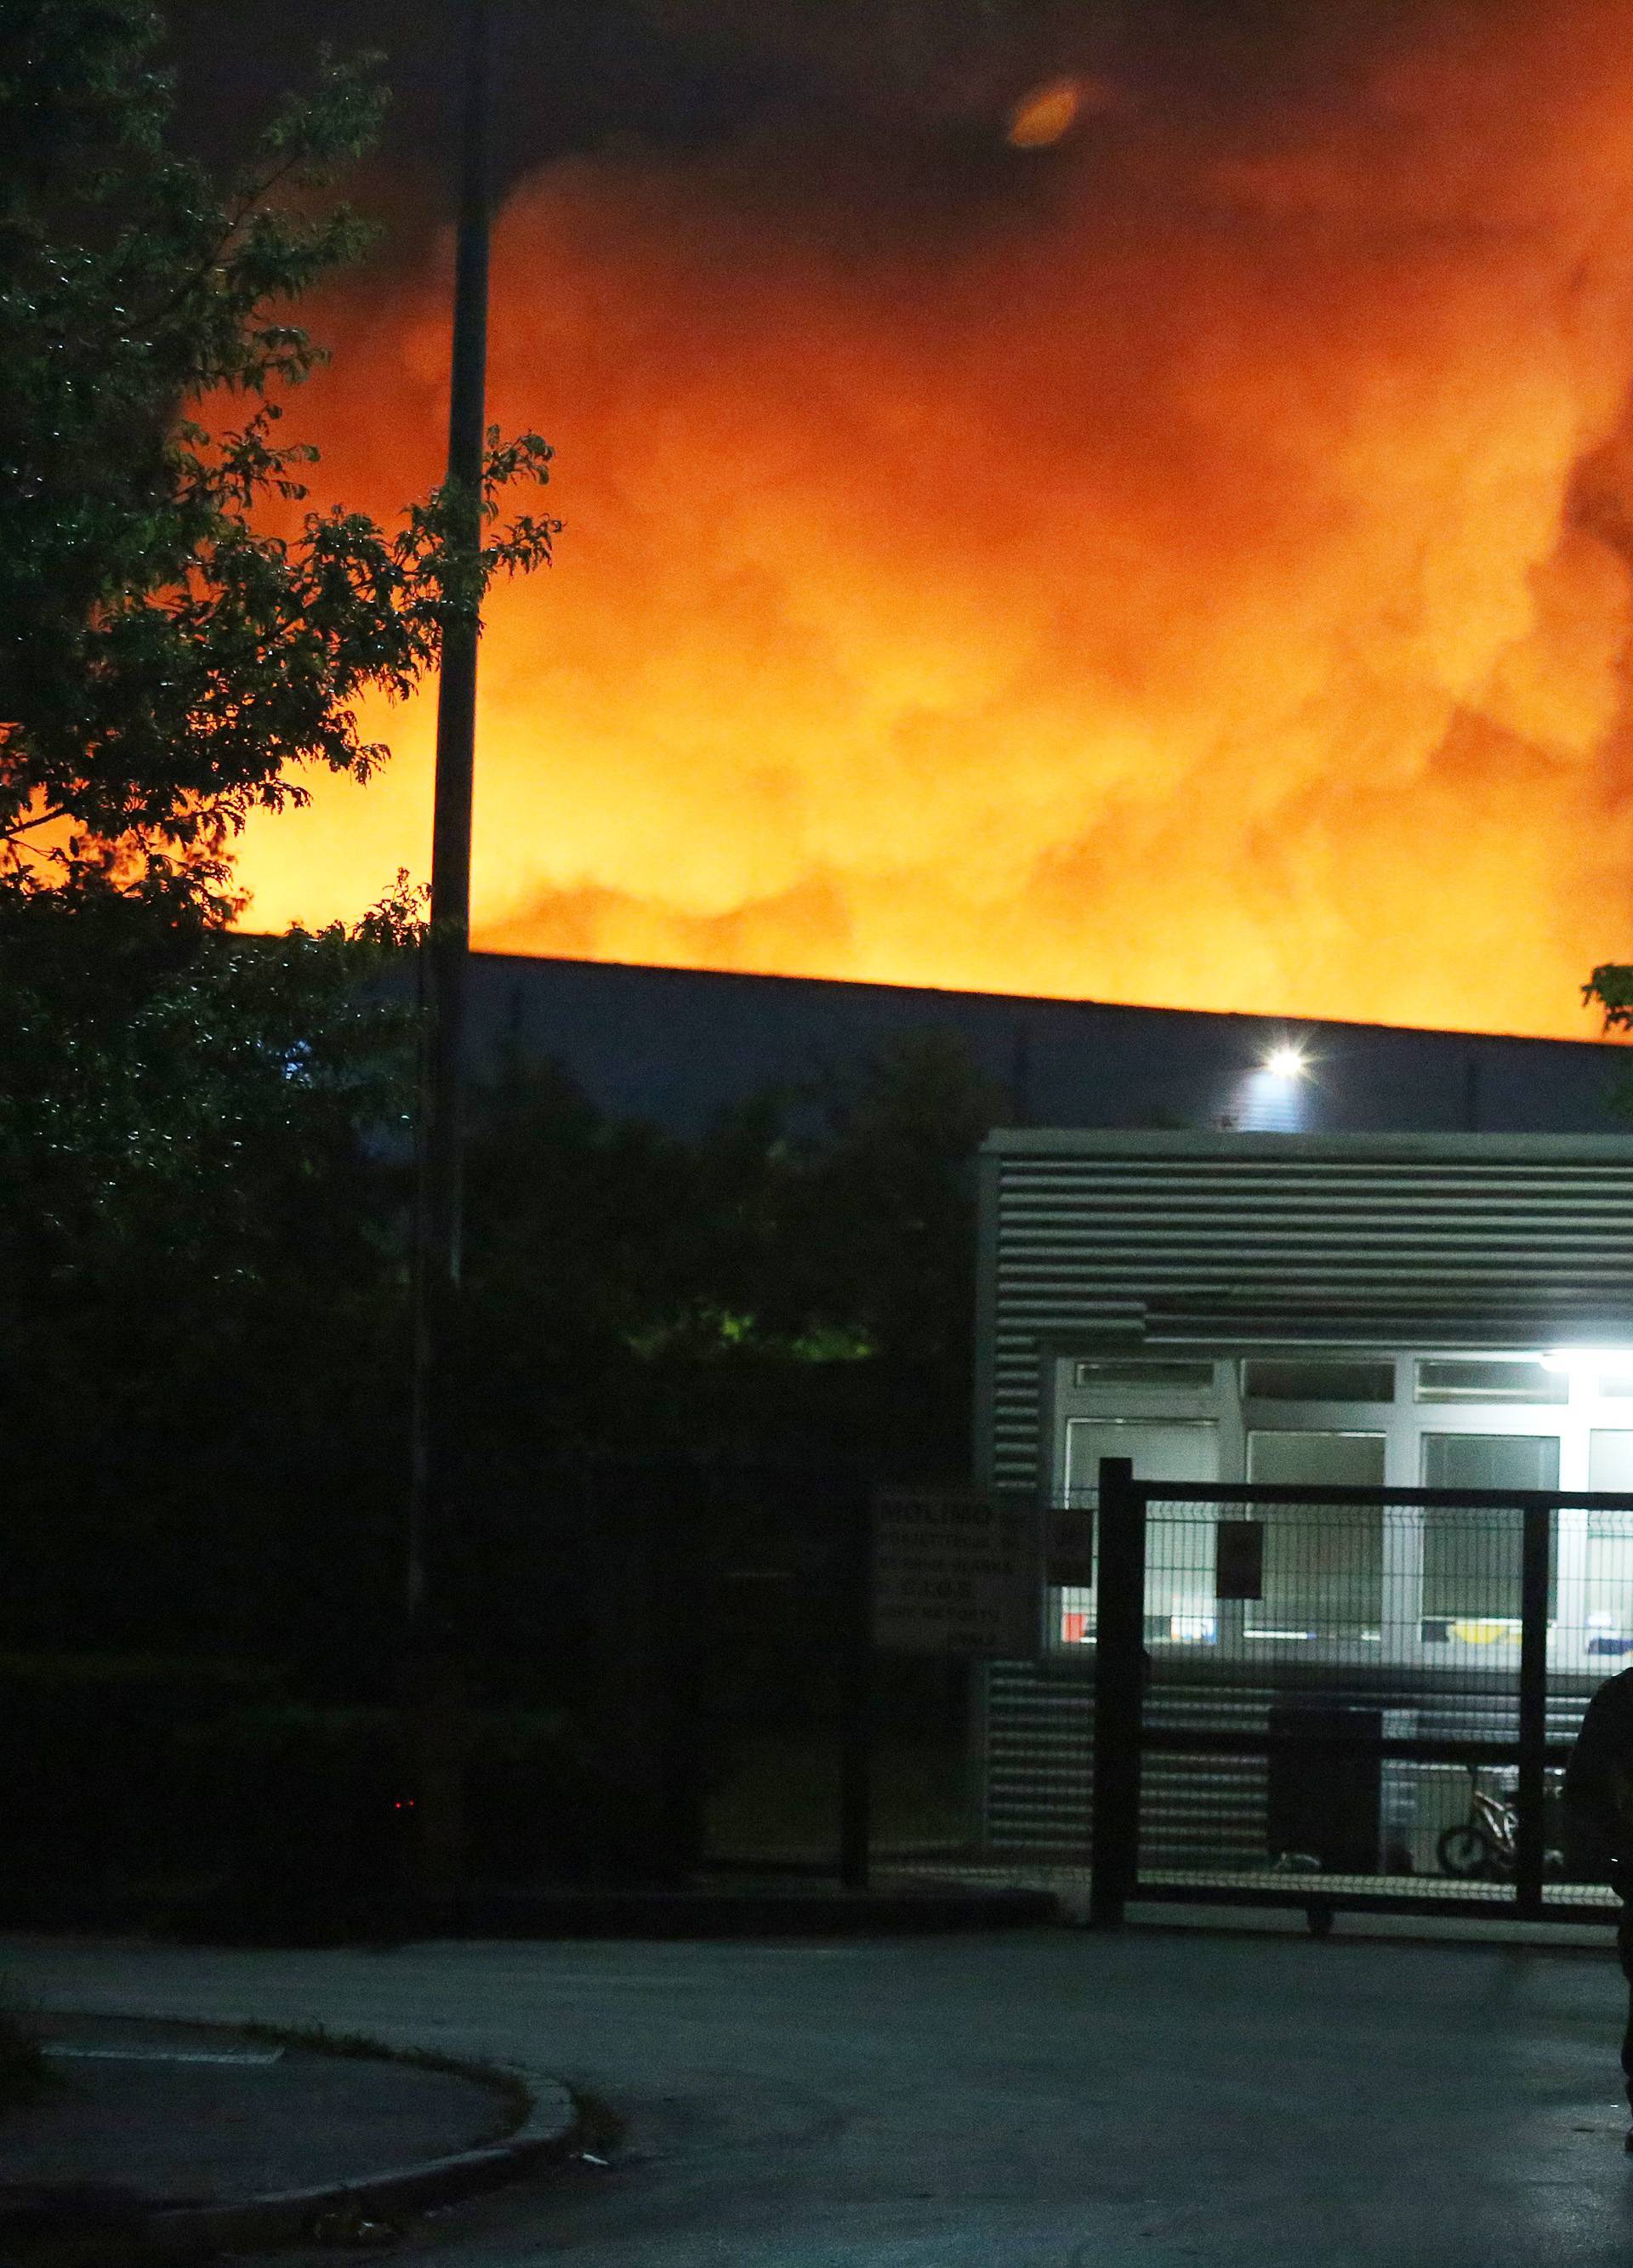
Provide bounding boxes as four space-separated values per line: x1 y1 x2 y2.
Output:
237 0 1633 1035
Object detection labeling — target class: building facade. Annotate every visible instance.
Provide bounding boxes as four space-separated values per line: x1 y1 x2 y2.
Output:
976 1130 1633 1664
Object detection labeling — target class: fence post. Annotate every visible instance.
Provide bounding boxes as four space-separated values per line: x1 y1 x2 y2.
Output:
1090 1456 1145 1930
839 1477 874 1893
1516 1500 1550 1920
657 1462 711 1882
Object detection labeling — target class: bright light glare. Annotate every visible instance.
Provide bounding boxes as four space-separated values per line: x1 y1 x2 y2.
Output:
1541 1347 1633 1376
1263 1045 1308 1080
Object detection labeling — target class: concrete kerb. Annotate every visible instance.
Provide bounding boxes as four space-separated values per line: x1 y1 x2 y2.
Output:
139 2070 581 2261
12 2015 582 2265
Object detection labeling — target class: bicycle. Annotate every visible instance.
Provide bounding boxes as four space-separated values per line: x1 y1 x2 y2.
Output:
1436 1765 1563 1880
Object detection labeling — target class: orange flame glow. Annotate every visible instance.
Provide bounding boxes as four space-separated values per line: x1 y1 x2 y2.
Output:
1005 77 1098 149
235 0 1633 1037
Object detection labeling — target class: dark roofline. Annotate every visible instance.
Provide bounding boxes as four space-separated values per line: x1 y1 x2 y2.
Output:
460 948 1622 1060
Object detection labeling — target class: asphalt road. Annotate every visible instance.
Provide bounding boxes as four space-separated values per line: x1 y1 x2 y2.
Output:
9 1922 1633 2265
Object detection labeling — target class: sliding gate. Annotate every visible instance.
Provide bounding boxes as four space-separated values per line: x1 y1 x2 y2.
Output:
1087 1457 1633 1930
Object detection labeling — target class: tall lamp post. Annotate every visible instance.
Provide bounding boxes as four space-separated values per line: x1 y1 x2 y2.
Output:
405 0 492 1920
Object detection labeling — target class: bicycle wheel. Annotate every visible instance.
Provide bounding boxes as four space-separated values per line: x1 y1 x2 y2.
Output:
1437 1823 1494 1879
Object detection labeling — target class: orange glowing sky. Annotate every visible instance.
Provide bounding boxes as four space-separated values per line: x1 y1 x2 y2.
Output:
234 0 1633 1037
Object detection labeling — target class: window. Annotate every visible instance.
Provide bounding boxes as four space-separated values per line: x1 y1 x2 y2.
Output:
1243 1358 1395 1402
1249 1432 1388 1490
1415 1358 1567 1405
1421 1432 1560 1492
1063 1418 1219 1498
1420 1434 1559 1620
1245 1431 1385 1629
1587 1434 1633 1637
1588 1431 1633 1491
1072 1359 1214 1390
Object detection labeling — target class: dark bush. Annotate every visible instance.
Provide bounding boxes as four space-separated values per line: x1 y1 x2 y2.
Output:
177 1703 413 1943
176 1702 694 1941
464 1709 691 1889
1 1646 708 1940
0 1654 282 1921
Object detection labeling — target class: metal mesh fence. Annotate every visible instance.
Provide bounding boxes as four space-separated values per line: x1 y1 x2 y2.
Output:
930 1479 1633 1923
547 1467 1633 1916
1064 1478 1633 1922
1141 1496 1528 1906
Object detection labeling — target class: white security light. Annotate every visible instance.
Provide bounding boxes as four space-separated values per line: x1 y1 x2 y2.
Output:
1263 1044 1309 1081
1541 1347 1633 1377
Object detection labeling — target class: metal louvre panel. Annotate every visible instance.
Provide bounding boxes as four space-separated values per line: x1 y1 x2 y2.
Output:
983 1135 1633 1491
979 1663 1274 1862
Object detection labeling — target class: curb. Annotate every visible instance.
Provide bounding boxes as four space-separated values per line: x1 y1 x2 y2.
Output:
139 2070 580 2259
2 2021 580 2264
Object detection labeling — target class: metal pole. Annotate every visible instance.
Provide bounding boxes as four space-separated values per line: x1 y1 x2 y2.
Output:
1090 1457 1144 1930
1516 1501 1550 1919
405 0 492 1924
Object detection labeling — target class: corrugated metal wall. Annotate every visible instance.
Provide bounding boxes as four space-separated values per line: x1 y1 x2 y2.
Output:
979 1133 1633 1495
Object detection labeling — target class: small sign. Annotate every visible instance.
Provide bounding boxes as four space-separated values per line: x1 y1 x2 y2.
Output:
873 1491 1035 1657
1215 1520 1265 1601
